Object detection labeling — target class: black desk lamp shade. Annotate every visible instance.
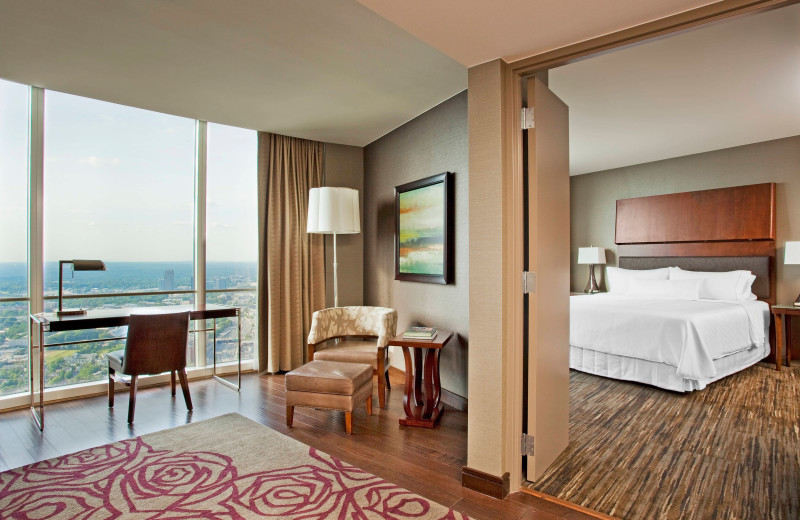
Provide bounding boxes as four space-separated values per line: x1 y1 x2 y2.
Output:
57 260 106 316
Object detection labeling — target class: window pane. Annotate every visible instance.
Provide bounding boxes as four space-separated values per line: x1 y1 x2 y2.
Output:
206 123 257 363
0 301 29 396
43 91 196 387
0 79 30 397
0 79 28 297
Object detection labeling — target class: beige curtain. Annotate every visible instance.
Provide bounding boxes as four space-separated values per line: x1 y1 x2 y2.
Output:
257 132 325 373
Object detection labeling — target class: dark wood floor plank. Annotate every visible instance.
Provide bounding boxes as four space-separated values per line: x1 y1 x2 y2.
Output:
0 372 582 520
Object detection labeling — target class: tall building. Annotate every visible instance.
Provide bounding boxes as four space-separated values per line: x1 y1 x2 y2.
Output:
159 269 175 292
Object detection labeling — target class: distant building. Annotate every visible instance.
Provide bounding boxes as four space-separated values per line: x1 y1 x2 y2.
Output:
159 270 175 291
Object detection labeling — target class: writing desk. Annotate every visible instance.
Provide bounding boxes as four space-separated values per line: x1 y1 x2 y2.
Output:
28 303 241 431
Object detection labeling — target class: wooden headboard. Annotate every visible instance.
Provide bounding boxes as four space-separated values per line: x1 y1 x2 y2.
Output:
614 183 776 305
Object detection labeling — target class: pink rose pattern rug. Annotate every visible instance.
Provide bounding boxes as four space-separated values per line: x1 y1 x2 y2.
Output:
0 436 470 519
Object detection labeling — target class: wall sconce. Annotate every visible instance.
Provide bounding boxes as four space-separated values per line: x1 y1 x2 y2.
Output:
57 259 106 316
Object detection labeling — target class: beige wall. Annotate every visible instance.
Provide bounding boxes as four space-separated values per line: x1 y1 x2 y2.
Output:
466 60 510 479
570 135 800 305
363 91 469 398
324 144 364 308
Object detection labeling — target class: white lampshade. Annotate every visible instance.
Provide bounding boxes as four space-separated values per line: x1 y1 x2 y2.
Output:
578 247 606 265
785 241 800 265
307 187 360 234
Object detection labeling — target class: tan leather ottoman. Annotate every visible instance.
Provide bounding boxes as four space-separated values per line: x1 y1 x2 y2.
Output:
285 360 373 434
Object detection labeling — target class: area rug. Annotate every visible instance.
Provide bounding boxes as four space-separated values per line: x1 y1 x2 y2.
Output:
0 413 471 519
526 364 799 520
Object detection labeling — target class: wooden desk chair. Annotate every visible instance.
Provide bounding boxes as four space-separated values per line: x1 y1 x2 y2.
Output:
307 306 397 409
108 311 192 423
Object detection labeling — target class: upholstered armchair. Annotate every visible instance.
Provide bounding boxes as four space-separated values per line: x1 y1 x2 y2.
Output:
307 306 398 409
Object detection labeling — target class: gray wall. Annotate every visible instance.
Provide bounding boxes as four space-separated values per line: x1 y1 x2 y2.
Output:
570 135 800 306
323 143 364 308
364 91 469 398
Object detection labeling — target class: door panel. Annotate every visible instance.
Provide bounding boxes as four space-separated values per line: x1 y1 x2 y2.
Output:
525 77 570 482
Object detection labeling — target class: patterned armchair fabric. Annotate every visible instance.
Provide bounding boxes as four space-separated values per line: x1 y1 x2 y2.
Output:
307 306 398 409
307 306 398 349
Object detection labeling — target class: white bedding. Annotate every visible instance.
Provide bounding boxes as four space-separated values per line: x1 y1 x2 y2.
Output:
570 294 769 383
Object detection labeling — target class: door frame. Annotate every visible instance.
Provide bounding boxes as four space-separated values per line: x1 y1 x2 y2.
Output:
500 0 798 492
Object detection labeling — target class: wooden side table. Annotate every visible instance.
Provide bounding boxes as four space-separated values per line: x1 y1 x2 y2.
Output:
388 330 453 428
771 305 799 371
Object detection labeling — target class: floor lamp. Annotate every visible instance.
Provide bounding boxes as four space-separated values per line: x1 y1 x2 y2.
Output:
307 187 360 307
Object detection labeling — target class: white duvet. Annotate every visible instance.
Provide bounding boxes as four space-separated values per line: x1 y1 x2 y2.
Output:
570 294 769 380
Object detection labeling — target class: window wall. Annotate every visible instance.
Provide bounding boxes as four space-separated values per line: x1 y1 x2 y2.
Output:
41 92 197 387
206 123 258 364
0 82 258 399
0 79 30 397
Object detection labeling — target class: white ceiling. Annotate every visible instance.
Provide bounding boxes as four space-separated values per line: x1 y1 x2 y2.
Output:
550 4 800 175
0 0 466 147
355 0 718 66
0 0 796 164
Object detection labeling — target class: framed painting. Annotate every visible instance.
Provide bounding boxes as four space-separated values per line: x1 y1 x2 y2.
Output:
394 172 454 284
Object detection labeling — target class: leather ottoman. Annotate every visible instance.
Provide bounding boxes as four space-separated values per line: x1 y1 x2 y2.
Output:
285 360 373 434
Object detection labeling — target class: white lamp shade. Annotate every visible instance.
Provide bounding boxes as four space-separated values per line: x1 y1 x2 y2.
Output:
785 241 800 265
307 187 360 234
578 247 606 265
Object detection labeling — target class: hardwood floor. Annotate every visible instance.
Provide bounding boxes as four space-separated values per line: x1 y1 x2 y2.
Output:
0 372 600 520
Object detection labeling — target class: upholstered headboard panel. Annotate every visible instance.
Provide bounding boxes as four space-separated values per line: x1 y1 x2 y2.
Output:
618 256 771 300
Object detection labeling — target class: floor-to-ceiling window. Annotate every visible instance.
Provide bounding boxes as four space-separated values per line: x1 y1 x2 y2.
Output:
0 79 30 397
0 83 257 402
206 123 257 364
41 92 197 387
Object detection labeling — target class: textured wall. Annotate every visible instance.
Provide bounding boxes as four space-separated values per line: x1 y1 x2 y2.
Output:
466 60 508 477
363 91 469 398
324 144 364 308
570 135 800 300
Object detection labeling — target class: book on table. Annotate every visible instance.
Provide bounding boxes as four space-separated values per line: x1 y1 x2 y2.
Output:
403 326 437 339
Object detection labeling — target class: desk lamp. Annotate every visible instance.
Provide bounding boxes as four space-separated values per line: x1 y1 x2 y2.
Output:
578 246 606 294
307 187 360 307
57 259 106 316
785 241 800 307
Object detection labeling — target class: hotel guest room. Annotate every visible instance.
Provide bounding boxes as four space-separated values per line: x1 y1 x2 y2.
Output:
0 1 798 520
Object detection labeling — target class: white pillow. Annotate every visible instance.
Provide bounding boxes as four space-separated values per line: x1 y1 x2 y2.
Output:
605 267 669 294
628 278 702 300
668 267 756 301
740 273 757 301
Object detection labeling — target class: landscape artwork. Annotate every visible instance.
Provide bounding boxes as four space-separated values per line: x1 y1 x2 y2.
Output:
394 172 452 284
399 183 445 275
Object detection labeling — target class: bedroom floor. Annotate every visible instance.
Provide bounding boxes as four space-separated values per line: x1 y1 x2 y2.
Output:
525 363 800 520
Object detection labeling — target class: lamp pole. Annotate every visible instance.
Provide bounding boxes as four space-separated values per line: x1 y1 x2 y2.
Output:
332 232 339 307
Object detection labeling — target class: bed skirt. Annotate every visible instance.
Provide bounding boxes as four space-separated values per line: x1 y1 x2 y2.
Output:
569 342 769 392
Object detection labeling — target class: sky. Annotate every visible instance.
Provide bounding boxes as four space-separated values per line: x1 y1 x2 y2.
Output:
0 79 257 263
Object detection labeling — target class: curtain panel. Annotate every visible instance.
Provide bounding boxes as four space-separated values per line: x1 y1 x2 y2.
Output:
257 133 325 372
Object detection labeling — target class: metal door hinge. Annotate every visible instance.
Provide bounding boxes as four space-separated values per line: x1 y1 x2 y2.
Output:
522 271 536 294
520 433 535 456
521 107 535 129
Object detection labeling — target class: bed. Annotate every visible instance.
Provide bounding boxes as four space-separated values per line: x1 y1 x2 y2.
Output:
570 183 777 392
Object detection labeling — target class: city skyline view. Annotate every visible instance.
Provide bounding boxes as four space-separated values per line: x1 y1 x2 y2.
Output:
1 78 260 399
0 260 257 397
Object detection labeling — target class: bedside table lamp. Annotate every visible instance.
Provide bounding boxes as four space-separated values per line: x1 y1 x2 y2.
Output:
785 241 800 306
58 259 106 316
578 247 606 294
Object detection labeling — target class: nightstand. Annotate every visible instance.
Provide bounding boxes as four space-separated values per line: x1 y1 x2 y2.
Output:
770 305 800 371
